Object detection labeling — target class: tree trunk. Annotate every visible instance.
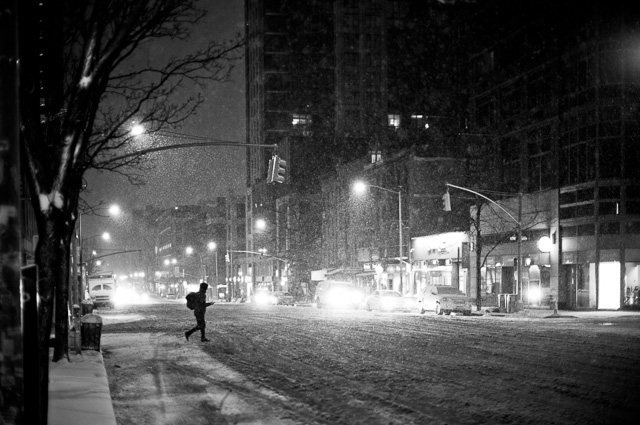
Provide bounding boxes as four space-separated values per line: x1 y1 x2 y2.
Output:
35 214 71 425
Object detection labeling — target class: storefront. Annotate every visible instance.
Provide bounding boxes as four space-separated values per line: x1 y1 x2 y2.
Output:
560 248 640 310
411 232 469 296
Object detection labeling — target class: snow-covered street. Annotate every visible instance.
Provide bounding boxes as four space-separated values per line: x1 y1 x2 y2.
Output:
100 298 640 424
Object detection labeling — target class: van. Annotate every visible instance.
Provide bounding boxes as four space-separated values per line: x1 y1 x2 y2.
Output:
314 280 364 309
88 272 117 308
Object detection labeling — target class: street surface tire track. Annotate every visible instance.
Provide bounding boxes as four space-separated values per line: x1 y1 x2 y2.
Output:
101 301 640 425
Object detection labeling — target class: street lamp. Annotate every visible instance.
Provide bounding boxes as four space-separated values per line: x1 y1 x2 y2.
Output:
353 181 404 290
207 241 219 290
186 246 206 282
255 218 266 231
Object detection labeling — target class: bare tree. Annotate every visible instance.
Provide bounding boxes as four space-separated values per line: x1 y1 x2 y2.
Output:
18 1 242 423
469 193 551 311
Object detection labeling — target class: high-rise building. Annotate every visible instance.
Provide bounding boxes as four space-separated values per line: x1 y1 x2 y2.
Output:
245 0 470 295
466 0 640 310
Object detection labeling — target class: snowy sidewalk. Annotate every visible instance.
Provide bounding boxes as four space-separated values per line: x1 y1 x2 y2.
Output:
48 349 117 425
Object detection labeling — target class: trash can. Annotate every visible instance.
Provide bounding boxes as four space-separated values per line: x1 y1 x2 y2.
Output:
80 313 102 351
81 299 94 315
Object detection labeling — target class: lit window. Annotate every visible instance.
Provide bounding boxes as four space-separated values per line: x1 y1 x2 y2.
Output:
292 113 311 126
369 150 382 163
388 114 400 128
411 114 427 129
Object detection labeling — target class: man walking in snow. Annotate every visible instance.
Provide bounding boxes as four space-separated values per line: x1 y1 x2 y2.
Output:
185 282 215 342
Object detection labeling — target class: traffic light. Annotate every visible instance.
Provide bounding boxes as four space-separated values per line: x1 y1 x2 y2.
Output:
266 157 275 183
443 190 451 211
267 155 286 184
225 253 230 263
273 155 286 183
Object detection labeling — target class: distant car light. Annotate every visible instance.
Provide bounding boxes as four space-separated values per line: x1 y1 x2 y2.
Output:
254 291 272 305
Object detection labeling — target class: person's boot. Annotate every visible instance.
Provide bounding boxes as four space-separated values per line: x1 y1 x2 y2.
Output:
200 329 209 342
185 331 191 341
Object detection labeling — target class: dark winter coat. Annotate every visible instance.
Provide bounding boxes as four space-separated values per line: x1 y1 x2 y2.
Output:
193 291 214 317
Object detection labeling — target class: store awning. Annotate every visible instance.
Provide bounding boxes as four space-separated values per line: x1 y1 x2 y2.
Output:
311 269 327 281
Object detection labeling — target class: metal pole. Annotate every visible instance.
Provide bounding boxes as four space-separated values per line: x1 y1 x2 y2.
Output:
398 190 403 293
517 192 523 304
200 253 205 282
215 250 219 288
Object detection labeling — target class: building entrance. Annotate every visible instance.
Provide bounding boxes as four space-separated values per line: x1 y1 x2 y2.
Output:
599 262 620 309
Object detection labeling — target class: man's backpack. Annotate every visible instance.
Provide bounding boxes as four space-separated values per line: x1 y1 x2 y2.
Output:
186 292 197 310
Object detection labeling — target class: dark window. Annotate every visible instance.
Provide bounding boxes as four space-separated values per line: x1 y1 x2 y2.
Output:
577 224 595 236
599 186 620 199
560 206 576 219
575 203 594 217
264 14 287 32
626 222 640 234
624 137 640 178
264 34 288 52
627 200 640 214
599 138 622 179
627 185 640 199
576 188 594 202
599 201 618 215
265 73 290 91
236 203 245 218
501 137 519 162
560 191 576 205
103 284 113 290
265 112 290 130
266 92 289 110
560 226 577 237
599 222 620 235
264 53 288 71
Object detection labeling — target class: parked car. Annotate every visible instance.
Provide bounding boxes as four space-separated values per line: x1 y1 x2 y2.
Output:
364 290 416 312
315 280 364 309
419 285 473 316
272 291 295 305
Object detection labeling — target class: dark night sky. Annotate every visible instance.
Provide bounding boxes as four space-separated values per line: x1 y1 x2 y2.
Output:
82 1 246 251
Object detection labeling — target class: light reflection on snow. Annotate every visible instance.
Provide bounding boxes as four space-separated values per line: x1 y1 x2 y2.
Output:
113 287 151 306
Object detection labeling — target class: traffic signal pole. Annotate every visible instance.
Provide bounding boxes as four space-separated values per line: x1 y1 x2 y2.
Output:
102 141 278 164
445 183 523 308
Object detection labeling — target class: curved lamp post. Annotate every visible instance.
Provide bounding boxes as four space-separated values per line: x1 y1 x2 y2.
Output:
185 246 205 282
207 241 219 290
353 181 404 291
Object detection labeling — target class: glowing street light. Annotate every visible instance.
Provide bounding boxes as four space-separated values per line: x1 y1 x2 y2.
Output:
108 204 121 216
130 123 145 136
255 218 266 231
